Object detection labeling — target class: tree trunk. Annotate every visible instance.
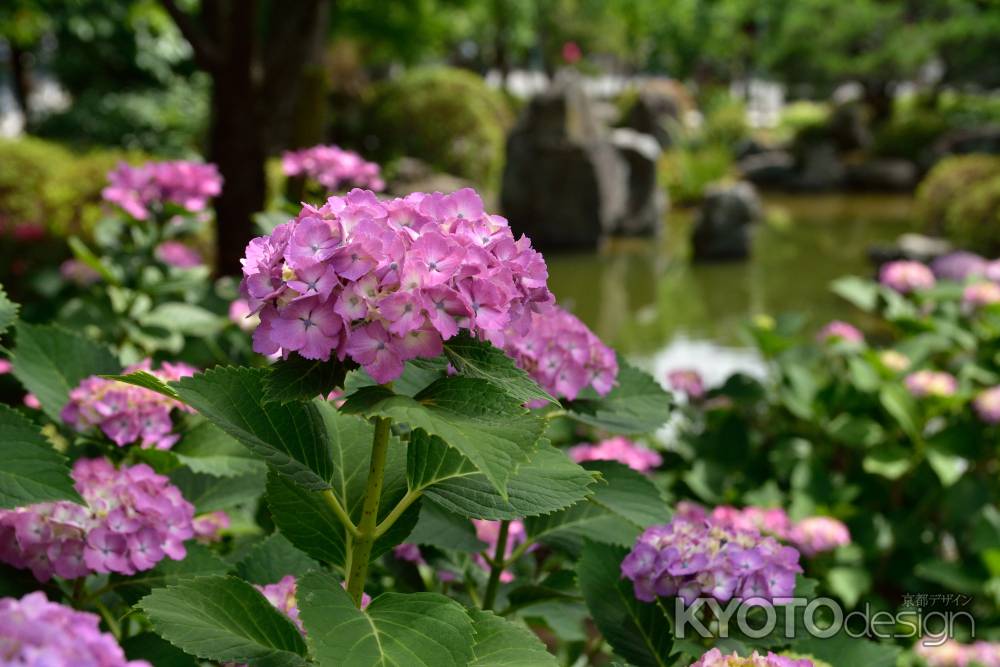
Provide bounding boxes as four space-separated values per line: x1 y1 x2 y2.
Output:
207 1 263 276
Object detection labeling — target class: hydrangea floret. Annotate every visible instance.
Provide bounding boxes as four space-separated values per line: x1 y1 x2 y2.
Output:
241 188 559 384
282 144 385 193
103 161 222 220
0 592 149 666
620 511 802 604
61 360 197 450
569 436 662 472
904 370 958 398
816 320 863 344
668 369 705 400
0 458 195 581
688 648 814 667
879 260 936 293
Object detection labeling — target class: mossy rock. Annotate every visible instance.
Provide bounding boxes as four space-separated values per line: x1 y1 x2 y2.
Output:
916 154 1000 235
366 67 513 190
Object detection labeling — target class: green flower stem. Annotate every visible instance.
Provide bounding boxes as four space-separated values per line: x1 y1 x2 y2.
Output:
374 489 421 539
345 416 392 608
481 519 510 611
322 489 359 538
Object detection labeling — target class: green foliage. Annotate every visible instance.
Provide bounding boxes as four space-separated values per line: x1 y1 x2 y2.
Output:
916 154 1000 235
442 333 556 406
367 67 512 189
468 609 558 666
658 144 733 206
946 173 1000 255
139 576 309 666
0 404 81 509
234 533 320 586
564 360 672 434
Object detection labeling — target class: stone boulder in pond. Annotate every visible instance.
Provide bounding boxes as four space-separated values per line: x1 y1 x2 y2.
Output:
692 182 762 261
609 128 666 237
501 75 628 250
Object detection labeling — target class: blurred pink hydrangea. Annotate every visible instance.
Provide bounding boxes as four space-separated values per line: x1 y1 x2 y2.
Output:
155 240 203 268
282 144 385 193
930 251 988 282
503 305 618 400
789 517 852 557
963 281 1000 309
568 436 662 473
974 386 1000 424
228 298 261 333
668 369 705 400
879 260 935 293
59 259 101 286
688 648 813 667
240 188 557 384
915 639 1000 667
816 320 863 344
473 520 526 583
879 350 910 373
61 359 197 450
0 592 150 667
904 370 958 398
192 511 230 543
103 160 222 220
0 458 195 581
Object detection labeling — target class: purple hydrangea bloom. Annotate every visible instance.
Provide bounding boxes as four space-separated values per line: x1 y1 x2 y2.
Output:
620 512 802 605
904 370 958 398
502 306 618 400
879 260 936 293
61 360 197 450
0 592 150 666
240 189 562 384
816 320 864 345
568 437 662 473
0 458 195 581
473 520 527 583
154 241 203 268
930 252 988 282
688 648 814 667
668 369 706 400
282 144 385 192
974 386 1000 424
103 161 222 220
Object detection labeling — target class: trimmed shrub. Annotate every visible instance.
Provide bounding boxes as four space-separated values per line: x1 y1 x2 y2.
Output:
366 67 513 189
946 173 1000 254
916 154 1000 234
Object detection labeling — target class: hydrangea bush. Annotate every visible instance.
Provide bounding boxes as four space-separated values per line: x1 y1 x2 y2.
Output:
0 176 916 666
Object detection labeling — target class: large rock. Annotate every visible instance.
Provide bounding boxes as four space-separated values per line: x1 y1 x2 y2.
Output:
795 142 846 190
609 128 666 237
845 159 917 191
739 150 796 189
620 78 688 148
501 75 629 249
868 233 953 268
692 181 762 261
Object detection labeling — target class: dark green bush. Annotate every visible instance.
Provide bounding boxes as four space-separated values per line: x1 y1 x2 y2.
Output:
946 172 1000 254
366 67 513 189
916 154 1000 235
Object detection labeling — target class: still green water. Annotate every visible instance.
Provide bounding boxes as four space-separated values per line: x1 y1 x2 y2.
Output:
544 194 915 363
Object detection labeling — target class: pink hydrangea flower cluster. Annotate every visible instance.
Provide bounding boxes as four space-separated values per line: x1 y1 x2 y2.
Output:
916 639 1000 667
61 360 197 450
668 369 705 400
154 240 203 269
473 520 527 583
620 511 802 605
282 145 385 193
60 258 100 286
241 189 555 383
257 575 305 633
904 370 958 398
689 649 813 667
963 281 1000 309
974 386 1000 424
816 320 863 344
502 306 617 400
568 436 662 472
0 458 195 581
0 592 150 667
192 511 230 543
678 503 850 557
103 161 222 220
879 260 936 293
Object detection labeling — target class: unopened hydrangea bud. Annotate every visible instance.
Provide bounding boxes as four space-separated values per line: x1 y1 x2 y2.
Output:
0 458 195 581
569 437 662 473
816 320 863 345
905 370 958 398
0 592 149 666
240 189 559 384
689 648 814 667
282 145 385 192
103 161 222 220
879 260 935 293
61 360 197 450
974 386 1000 425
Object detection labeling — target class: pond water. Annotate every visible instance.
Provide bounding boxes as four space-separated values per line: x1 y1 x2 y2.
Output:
544 193 916 383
